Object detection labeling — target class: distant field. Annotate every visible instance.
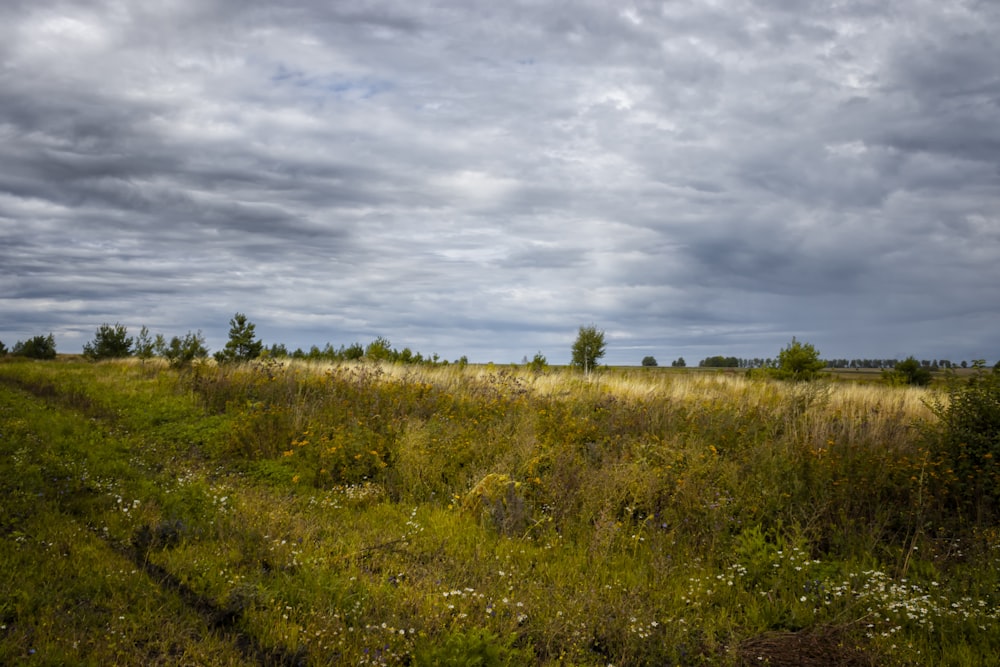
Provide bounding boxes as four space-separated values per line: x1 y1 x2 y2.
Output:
2 358 998 665
607 364 983 386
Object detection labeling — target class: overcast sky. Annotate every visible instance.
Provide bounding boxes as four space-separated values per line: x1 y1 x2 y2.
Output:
2 1 998 365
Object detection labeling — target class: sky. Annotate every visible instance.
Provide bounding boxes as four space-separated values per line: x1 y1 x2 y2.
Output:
1 0 998 365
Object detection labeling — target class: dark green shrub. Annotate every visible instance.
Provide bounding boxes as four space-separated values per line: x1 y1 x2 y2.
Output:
891 356 932 386
527 352 548 373
772 337 825 381
82 322 133 360
12 334 56 359
930 363 1000 522
164 331 209 368
343 342 365 360
365 336 394 362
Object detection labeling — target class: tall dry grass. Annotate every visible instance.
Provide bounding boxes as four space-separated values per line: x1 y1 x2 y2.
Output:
187 361 944 556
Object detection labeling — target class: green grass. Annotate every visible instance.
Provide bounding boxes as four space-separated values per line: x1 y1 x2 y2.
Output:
1 357 998 665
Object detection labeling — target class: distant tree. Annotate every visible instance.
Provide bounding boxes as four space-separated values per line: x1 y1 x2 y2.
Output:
83 322 133 360
153 333 168 357
269 342 289 358
135 326 155 361
216 313 263 363
456 355 469 368
365 336 394 362
571 325 606 374
892 356 933 386
13 334 57 359
164 331 208 368
527 351 548 373
699 356 740 368
961 361 968 369
641 356 658 367
672 357 686 368
0 340 6 356
774 337 825 381
343 342 365 361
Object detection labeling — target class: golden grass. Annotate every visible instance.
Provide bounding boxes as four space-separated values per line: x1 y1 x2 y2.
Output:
276 359 940 425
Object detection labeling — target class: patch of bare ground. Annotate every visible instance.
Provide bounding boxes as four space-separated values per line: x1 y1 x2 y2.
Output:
737 625 877 667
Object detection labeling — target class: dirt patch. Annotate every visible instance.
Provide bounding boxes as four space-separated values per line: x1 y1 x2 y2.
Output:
737 625 877 667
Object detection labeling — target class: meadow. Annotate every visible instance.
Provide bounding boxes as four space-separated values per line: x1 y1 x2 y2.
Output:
1 357 998 665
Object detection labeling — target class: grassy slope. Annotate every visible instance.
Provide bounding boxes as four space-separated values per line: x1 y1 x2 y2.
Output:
1 358 998 666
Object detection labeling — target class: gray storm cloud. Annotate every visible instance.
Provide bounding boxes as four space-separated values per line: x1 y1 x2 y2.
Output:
1 0 997 364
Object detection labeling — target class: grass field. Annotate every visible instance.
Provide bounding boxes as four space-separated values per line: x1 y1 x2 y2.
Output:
1 357 998 665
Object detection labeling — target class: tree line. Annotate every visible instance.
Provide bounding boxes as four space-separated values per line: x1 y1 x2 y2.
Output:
690 356 974 370
2 319 993 386
0 315 459 369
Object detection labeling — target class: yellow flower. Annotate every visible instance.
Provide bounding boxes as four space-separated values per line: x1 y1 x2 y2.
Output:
292 475 300 484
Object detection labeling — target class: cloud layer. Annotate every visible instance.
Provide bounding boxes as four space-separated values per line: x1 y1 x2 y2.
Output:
2 0 998 364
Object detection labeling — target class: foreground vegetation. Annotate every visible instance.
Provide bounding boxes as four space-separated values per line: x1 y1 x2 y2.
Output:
1 358 998 665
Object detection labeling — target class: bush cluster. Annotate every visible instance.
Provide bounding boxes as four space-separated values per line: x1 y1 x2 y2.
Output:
930 363 1000 522
83 323 133 360
11 334 57 359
